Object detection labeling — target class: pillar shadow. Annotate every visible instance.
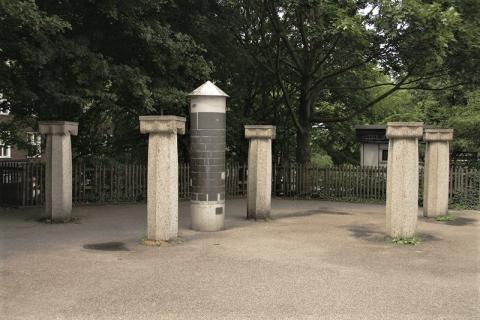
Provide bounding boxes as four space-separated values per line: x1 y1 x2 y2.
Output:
342 223 441 243
443 217 477 226
420 216 477 226
83 241 129 251
274 209 351 220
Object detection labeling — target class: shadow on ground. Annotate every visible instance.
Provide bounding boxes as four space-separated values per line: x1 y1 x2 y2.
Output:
420 216 477 226
275 209 351 219
226 208 351 224
443 217 477 226
83 241 129 251
343 223 441 243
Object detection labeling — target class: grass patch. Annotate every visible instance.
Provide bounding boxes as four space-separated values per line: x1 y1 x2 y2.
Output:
38 217 81 224
390 236 422 245
435 214 456 222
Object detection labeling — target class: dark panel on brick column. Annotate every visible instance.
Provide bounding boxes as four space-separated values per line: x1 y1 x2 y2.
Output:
190 112 226 202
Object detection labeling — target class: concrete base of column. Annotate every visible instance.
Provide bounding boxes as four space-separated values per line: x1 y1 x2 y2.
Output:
191 202 224 231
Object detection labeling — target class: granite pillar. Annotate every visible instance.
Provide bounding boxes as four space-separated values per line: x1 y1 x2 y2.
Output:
140 116 186 241
423 129 454 217
38 121 78 221
245 125 276 220
385 122 424 238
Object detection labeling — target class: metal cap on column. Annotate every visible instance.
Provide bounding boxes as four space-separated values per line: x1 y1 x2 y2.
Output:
188 81 229 231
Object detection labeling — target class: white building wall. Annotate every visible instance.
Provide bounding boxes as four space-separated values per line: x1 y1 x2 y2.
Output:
360 143 389 167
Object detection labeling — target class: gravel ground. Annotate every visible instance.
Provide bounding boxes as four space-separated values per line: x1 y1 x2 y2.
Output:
1 199 479 320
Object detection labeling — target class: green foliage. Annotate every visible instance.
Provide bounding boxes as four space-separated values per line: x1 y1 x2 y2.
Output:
219 0 468 162
312 123 359 165
0 0 211 160
435 214 456 222
310 151 333 168
38 216 81 224
450 187 480 210
390 236 422 245
1 0 478 164
448 90 480 157
366 88 422 123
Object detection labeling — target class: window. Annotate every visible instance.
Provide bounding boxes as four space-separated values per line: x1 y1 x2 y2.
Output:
381 149 388 162
0 140 11 158
27 132 42 158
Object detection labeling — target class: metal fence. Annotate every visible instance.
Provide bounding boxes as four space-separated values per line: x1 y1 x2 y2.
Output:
1 160 479 208
0 160 45 206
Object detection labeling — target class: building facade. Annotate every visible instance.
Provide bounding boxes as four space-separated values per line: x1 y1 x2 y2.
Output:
355 125 388 167
0 110 41 160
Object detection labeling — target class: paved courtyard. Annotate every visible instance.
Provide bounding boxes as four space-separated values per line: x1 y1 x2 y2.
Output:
1 199 479 319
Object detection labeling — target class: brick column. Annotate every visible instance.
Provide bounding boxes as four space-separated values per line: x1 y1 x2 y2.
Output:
245 125 276 220
385 122 423 238
423 129 454 217
140 116 186 241
38 121 78 221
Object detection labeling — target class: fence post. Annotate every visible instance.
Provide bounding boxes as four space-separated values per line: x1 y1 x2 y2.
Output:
22 162 27 206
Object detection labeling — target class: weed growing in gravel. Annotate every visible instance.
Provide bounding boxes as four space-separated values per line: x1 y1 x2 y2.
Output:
390 236 422 245
435 214 456 222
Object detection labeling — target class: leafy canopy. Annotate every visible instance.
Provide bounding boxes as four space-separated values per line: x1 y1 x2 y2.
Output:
0 0 211 159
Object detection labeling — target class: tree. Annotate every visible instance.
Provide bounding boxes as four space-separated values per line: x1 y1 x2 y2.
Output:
0 0 211 160
225 0 461 163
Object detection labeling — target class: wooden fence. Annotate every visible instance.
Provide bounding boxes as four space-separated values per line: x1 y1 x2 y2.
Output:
447 166 480 208
1 160 478 208
274 165 480 208
72 159 147 204
0 160 248 206
273 165 388 200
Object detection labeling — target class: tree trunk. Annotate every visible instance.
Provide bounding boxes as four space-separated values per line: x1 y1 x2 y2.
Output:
295 81 312 164
296 127 311 164
293 83 312 196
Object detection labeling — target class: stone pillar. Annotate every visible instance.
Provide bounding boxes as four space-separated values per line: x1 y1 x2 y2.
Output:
38 121 78 221
188 81 228 231
245 125 276 220
139 116 186 241
423 129 454 217
385 122 424 238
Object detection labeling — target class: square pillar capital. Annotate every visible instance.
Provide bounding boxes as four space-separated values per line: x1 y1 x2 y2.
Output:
423 128 453 142
244 125 276 139
139 116 186 135
386 122 423 139
38 121 78 136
